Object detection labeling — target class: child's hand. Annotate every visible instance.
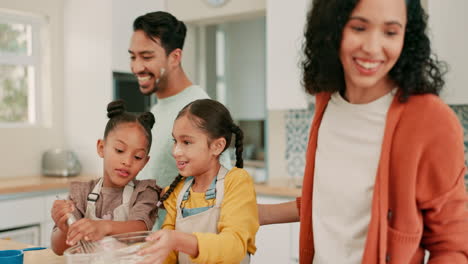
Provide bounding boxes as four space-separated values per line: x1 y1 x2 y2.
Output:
137 229 176 264
66 218 110 246
51 200 74 233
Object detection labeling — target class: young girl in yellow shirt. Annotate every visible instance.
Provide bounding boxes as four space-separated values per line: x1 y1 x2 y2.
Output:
138 99 259 264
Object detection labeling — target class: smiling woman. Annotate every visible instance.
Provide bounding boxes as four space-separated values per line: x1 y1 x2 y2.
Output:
339 0 407 103
258 0 468 263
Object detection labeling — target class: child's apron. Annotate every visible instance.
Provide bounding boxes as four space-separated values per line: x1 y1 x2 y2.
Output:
175 166 250 264
85 178 134 221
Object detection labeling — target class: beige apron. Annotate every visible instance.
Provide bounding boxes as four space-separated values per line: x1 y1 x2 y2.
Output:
85 178 134 221
175 166 250 264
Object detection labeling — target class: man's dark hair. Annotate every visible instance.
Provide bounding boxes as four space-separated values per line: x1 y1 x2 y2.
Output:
133 11 187 55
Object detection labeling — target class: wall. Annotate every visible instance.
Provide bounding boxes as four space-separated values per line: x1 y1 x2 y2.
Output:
111 0 198 80
182 24 199 84
111 0 166 73
267 108 314 183
64 0 165 175
224 16 266 120
267 111 288 180
167 0 265 24
63 0 113 175
427 0 468 104
266 0 309 110
0 0 64 177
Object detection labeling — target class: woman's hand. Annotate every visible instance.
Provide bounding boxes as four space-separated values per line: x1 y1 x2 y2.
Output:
137 229 177 264
51 200 75 233
66 218 110 245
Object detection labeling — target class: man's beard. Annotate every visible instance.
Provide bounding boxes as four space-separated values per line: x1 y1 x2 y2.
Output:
141 68 165 95
141 81 159 95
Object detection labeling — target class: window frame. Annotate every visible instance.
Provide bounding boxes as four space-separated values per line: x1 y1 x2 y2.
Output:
0 10 45 127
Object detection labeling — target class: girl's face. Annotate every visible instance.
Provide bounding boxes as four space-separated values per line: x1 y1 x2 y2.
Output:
97 123 150 188
172 115 224 178
339 0 407 94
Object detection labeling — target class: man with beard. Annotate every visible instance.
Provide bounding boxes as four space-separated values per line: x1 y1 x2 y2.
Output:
128 11 231 229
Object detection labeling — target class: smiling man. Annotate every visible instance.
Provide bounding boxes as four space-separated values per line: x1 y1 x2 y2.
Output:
128 11 231 229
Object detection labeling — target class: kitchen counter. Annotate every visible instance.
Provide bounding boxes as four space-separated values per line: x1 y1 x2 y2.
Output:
0 239 63 264
0 174 301 198
0 174 96 198
255 178 301 198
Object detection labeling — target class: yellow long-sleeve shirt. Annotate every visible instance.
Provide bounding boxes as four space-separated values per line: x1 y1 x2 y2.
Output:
162 167 259 264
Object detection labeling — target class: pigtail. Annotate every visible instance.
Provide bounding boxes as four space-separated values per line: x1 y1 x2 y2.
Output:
157 174 184 207
107 99 125 118
231 124 244 168
138 112 156 130
103 100 154 153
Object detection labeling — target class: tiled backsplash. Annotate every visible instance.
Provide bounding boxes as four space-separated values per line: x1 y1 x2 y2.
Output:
284 105 314 181
284 104 468 185
448 105 468 183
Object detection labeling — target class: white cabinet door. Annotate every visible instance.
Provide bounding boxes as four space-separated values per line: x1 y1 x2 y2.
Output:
252 196 298 264
289 222 300 263
0 196 45 230
41 191 68 247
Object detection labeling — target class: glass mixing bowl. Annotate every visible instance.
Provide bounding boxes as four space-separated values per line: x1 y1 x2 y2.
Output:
64 231 152 264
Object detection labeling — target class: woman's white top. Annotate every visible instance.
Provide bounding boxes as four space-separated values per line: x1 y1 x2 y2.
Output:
312 90 395 264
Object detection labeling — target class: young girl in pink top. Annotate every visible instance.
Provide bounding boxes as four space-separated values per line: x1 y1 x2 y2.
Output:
50 100 161 255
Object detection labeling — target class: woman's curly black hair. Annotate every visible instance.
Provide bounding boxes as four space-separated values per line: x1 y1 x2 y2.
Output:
302 0 447 102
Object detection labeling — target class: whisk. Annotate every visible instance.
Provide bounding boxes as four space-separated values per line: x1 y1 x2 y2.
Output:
56 195 97 254
66 213 98 254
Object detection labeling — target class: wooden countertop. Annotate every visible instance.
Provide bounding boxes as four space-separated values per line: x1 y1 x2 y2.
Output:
0 239 63 264
254 178 302 198
0 174 301 198
0 174 96 196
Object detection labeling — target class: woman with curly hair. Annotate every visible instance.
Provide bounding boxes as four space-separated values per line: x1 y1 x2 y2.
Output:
258 0 468 263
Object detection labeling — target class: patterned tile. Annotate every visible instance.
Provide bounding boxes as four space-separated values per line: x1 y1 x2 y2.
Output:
448 105 468 184
284 104 468 186
284 105 315 182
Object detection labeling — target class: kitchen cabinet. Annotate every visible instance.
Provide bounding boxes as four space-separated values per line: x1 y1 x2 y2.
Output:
0 190 68 247
42 191 68 247
252 195 299 264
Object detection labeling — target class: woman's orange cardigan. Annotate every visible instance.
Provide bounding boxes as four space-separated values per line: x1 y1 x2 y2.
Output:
298 92 468 264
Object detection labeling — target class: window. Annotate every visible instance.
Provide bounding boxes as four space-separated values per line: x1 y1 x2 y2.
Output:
0 10 44 125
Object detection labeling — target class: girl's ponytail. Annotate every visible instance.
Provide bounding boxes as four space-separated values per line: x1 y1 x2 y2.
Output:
231 124 244 168
157 174 184 207
103 99 155 152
